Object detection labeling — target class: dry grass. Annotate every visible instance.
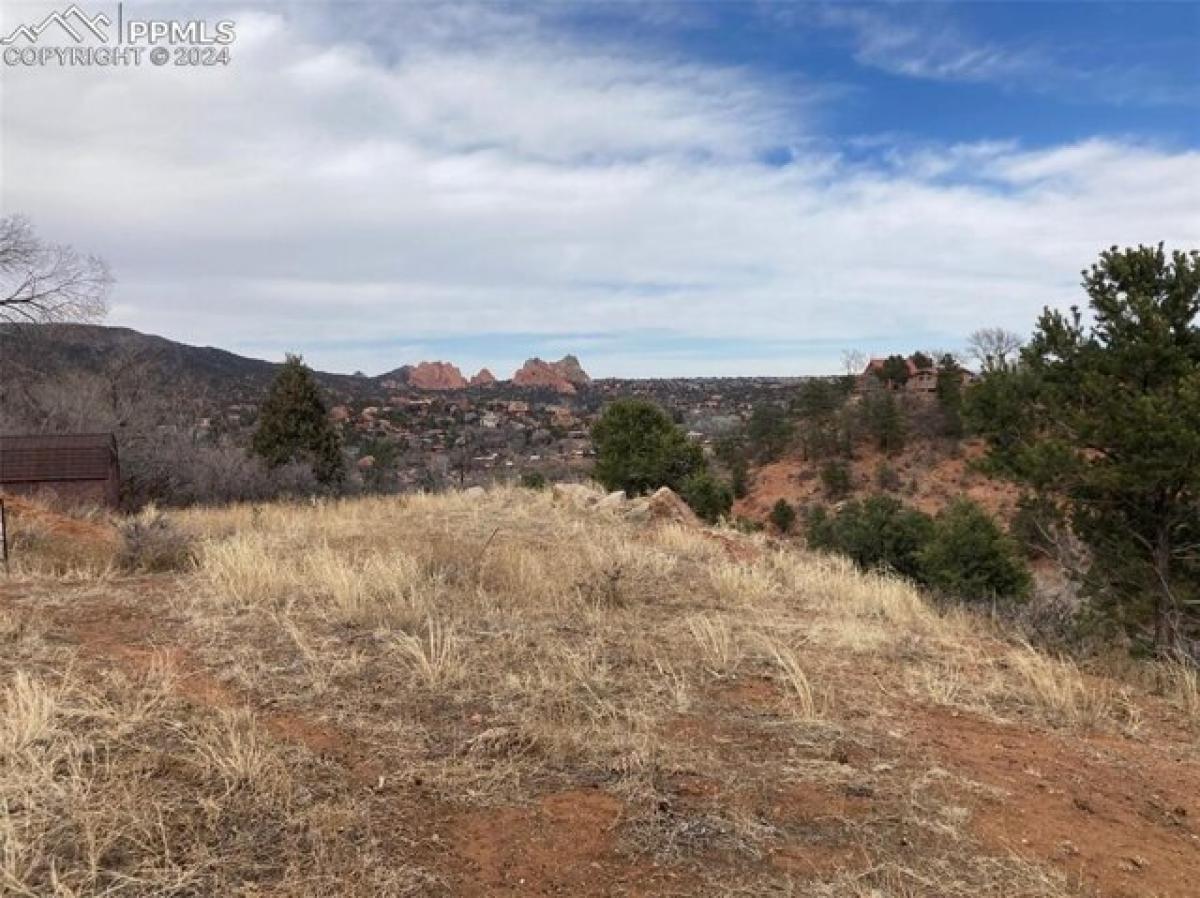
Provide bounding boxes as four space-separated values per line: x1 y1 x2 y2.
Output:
2 487 1194 896
1005 646 1116 729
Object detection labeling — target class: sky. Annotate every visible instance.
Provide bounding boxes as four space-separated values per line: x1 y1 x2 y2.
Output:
1 0 1198 377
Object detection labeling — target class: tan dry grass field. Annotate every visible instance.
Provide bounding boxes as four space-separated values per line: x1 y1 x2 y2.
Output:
2 486 1198 897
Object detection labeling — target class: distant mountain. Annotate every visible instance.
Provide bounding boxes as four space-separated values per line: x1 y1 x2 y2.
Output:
0 324 362 398
0 325 595 404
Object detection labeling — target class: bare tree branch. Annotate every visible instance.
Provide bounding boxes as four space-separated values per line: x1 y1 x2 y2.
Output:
966 327 1024 373
0 215 112 325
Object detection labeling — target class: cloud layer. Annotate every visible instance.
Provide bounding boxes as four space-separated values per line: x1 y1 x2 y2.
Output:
2 2 1198 375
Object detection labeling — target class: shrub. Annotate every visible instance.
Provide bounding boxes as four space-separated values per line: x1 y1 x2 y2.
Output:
591 399 704 496
806 495 933 581
746 402 794 461
117 508 196 573
730 456 749 499
820 460 852 500
862 391 906 454
680 472 733 524
919 499 1031 601
875 462 901 491
519 471 547 490
769 498 796 534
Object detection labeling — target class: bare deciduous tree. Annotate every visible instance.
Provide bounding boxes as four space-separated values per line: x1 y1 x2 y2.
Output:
840 349 868 376
0 215 112 324
966 327 1023 373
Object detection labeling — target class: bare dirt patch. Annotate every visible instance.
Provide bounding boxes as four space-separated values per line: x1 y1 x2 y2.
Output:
902 706 1200 898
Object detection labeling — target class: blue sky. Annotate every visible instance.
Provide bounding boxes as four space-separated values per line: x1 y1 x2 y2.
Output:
3 0 1198 376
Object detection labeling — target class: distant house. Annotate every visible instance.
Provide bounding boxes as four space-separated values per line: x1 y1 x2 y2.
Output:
0 433 120 508
860 357 974 395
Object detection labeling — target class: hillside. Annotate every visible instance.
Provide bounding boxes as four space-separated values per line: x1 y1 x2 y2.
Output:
3 488 1198 896
0 324 364 396
737 439 1024 523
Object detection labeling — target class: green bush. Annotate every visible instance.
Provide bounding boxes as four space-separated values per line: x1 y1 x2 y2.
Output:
862 391 907 454
806 495 933 581
592 399 705 496
746 402 795 461
769 498 796 533
519 471 547 490
875 462 901 491
820 460 852 499
730 456 749 499
680 471 733 524
807 495 1029 601
919 500 1031 601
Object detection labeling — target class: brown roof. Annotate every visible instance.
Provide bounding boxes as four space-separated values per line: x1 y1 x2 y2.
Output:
0 433 117 484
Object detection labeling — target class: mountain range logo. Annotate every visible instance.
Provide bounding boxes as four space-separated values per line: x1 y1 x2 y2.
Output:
1 5 112 45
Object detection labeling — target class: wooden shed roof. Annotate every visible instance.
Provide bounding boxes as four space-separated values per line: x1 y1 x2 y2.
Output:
0 433 117 484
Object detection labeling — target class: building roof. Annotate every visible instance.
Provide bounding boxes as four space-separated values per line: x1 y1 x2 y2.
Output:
0 433 117 484
864 357 925 377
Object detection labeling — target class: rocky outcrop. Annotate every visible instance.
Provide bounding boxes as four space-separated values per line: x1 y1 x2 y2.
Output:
470 368 497 387
645 487 700 526
553 354 591 387
551 482 602 507
512 356 591 394
405 361 469 391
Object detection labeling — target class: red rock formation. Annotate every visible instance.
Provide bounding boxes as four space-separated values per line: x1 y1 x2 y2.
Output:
470 368 497 387
406 361 469 391
553 354 591 387
512 358 575 394
511 356 590 394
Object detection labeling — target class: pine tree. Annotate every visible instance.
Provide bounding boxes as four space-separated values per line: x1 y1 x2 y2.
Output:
935 354 964 438
591 399 705 496
968 244 1200 653
252 354 345 486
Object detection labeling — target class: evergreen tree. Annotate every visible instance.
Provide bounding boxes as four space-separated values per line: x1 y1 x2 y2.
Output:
967 244 1200 653
769 498 797 533
918 500 1031 601
874 354 910 388
746 402 794 461
863 391 907 454
591 399 705 496
251 354 345 486
935 354 965 438
681 471 733 523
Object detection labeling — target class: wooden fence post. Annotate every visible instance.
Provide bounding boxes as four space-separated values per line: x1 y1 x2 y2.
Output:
0 498 8 574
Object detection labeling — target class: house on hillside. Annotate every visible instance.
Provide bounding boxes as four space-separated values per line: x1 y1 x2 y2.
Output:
0 433 120 508
859 357 975 395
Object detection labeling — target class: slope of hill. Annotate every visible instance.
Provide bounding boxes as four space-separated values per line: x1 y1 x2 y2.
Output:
0 323 288 392
736 439 1024 523
2 488 1197 897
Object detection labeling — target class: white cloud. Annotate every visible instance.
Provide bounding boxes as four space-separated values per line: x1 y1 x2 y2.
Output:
1 1 1197 375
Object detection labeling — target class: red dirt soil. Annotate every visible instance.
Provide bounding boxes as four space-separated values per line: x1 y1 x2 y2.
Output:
735 439 1023 524
5 582 1199 897
901 707 1200 898
1 494 119 548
